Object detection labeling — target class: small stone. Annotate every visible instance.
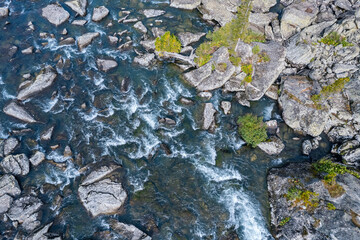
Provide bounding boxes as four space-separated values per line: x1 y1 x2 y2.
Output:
220 101 231 115
29 151 45 166
198 92 212 100
41 126 54 141
61 28 68 35
302 140 312 155
22 47 34 55
202 103 216 131
179 97 194 105
143 9 165 18
108 36 118 45
134 21 147 34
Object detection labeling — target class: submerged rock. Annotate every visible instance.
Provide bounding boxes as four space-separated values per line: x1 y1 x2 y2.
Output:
258 136 285 155
65 0 87 16
3 102 37 123
109 220 152 240
78 165 127 217
1 154 30 176
96 59 118 72
17 66 57 101
42 4 70 26
92 6 109 22
202 103 216 131
170 0 201 10
143 9 165 18
77 32 100 51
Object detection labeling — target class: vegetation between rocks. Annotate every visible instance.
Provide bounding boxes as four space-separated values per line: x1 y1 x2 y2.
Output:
319 32 353 47
237 113 267 148
279 217 291 226
155 31 182 56
241 64 253 83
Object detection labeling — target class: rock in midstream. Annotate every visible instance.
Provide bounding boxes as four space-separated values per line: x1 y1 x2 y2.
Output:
17 66 57 101
42 4 70 26
96 59 118 72
1 154 30 176
3 102 37 123
109 220 152 240
143 9 165 18
77 32 100 51
65 0 87 16
78 165 127 217
202 103 216 131
92 6 109 22
258 136 285 155
3 137 19 156
169 0 201 10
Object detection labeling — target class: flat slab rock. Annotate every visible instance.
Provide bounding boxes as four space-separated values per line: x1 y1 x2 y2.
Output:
1 154 30 176
110 220 152 240
92 6 109 22
170 0 201 10
42 4 70 26
65 0 87 16
142 9 165 18
202 103 217 131
3 102 37 123
96 59 118 72
77 32 100 51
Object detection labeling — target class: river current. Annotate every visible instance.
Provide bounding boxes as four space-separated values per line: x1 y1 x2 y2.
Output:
0 0 330 239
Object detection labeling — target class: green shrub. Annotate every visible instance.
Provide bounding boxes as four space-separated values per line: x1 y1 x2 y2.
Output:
279 217 291 226
252 45 260 54
286 186 319 209
237 114 267 148
327 203 336 210
155 31 182 56
217 62 227 72
229 56 241 66
319 32 353 47
241 64 253 83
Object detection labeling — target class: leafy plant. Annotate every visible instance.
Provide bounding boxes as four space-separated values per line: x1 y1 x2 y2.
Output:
279 217 291 226
319 32 353 47
237 114 267 148
327 203 336 210
155 31 182 56
252 45 260 54
241 64 253 83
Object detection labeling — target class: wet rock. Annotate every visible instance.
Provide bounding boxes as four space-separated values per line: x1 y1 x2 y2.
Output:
64 145 72 157
177 32 205 47
92 6 109 22
1 154 30 176
29 151 45 166
184 47 235 91
78 165 127 217
252 0 277 13
220 101 231 115
121 77 131 92
134 53 155 67
170 0 201 10
77 32 100 51
199 0 239 26
0 7 9 18
134 21 147 34
96 59 118 72
159 118 176 126
108 36 118 45
302 139 312 155
42 4 70 26
143 9 165 18
179 97 194 105
160 143 172 155
280 0 318 39
17 66 57 101
110 220 152 240
286 43 315 66
258 137 285 155
3 137 19 156
265 85 279 100
7 195 43 231
236 92 250 107
328 125 357 143
41 126 54 141
140 39 156 51
72 19 87 26
21 47 33 55
59 37 75 46
278 76 329 137
118 40 133 51
265 120 278 135
202 103 216 131
3 102 37 123
65 0 87 16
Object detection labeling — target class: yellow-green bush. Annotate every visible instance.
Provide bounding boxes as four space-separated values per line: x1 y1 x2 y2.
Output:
155 31 181 56
237 114 267 148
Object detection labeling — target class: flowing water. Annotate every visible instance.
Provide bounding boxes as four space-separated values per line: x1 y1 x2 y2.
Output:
0 0 331 239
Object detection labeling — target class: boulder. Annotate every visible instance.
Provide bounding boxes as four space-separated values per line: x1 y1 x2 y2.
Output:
170 0 201 10
184 47 235 91
286 43 315 66
0 7 9 18
96 59 118 72
134 53 155 67
110 220 152 240
278 76 329 137
202 103 216 131
65 0 87 16
177 32 205 47
41 126 54 141
1 154 30 176
3 137 19 156
78 165 127 217
143 9 165 18
17 66 57 101
220 101 231 115
77 32 100 51
258 136 285 155
108 36 118 45
7 195 43 231
302 139 312 155
252 0 277 13
245 41 286 101
59 37 76 46
42 4 70 26
199 0 240 26
280 0 318 39
92 6 109 22
134 21 147 34
0 174 21 214
29 151 46 166
3 102 37 123
328 125 357 143
72 19 87 26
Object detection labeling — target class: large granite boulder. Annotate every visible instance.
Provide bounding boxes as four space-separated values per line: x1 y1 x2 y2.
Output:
17 66 57 101
170 0 201 10
92 6 109 22
42 4 70 26
199 0 240 26
278 76 329 137
78 165 127 217
1 154 30 176
3 102 37 123
65 0 87 16
184 47 235 91
0 174 21 214
77 32 100 51
202 103 217 131
268 162 360 239
257 136 285 155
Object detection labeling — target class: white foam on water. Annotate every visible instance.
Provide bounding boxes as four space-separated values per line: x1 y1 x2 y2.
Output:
196 164 242 182
0 76 3 84
128 131 160 159
141 113 158 129
45 161 80 190
263 103 275 121
1 88 15 100
128 169 150 192
104 135 126 147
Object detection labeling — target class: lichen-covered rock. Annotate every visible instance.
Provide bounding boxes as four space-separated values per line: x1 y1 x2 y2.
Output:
78 165 127 217
42 4 70 26
278 76 329 137
17 66 57 101
1 154 30 176
3 102 37 123
96 59 118 72
92 6 109 22
65 0 87 16
77 32 100 51
258 136 285 155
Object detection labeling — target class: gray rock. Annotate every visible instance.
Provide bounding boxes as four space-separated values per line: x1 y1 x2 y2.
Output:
21 47 33 55
220 101 231 115
108 36 118 45
110 220 152 240
332 64 358 74
280 0 318 39
96 59 118 72
265 120 278 135
286 43 315 66
342 147 360 168
17 66 57 101
177 32 205 47
3 137 19 156
328 125 357 142
42 4 70 26
143 9 165 18
179 97 194 105
258 136 285 155
134 21 147 34
202 103 216 131
140 39 156 51
302 139 312 155
65 0 87 16
77 32 100 51
1 154 30 176
41 126 54 141
265 85 279 100
59 37 76 46
29 151 45 166
27 222 54 240
0 7 9 18
0 174 21 197
335 0 353 10
184 47 235 91
198 91 212 100
252 0 277 13
3 102 37 123
278 76 329 137
0 194 13 214
236 91 251 107
72 19 87 26
92 6 109 22
245 41 286 101
158 118 176 126
78 165 127 217
199 0 239 26
235 40 253 63
170 0 201 10
134 53 155 67
7 195 43 231
156 51 195 67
